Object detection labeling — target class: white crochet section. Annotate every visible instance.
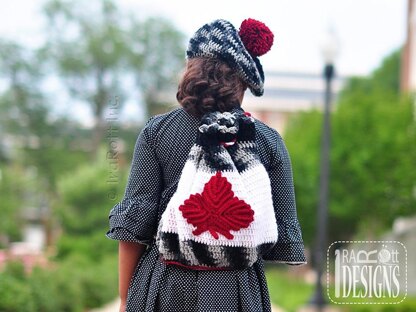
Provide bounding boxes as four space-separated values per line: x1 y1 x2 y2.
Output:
214 111 235 121
157 145 202 240
158 146 278 248
198 111 238 134
238 164 278 245
198 124 238 134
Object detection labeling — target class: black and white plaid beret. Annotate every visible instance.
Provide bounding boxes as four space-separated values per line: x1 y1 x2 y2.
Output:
186 19 266 97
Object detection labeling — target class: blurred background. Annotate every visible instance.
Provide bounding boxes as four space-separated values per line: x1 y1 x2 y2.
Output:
0 0 415 311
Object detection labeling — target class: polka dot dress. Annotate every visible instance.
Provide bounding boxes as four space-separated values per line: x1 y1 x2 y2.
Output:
106 106 306 312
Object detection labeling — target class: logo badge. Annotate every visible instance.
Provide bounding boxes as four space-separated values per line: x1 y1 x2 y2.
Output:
327 241 407 304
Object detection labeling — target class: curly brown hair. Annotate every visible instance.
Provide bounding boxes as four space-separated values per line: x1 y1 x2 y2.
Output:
176 58 247 119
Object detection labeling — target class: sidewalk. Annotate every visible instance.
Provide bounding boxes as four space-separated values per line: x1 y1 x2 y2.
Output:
89 298 285 312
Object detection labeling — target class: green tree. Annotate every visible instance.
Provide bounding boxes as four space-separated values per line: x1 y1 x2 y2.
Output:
0 40 91 244
54 147 126 259
128 17 185 117
0 165 27 245
43 0 129 154
43 0 185 154
0 40 90 188
285 49 416 245
0 40 47 144
56 147 126 235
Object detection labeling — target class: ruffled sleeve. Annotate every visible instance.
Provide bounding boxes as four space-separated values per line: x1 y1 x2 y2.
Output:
262 133 307 265
106 116 162 246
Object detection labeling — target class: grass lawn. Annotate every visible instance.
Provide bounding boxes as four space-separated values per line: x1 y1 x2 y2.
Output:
265 265 314 311
264 265 416 312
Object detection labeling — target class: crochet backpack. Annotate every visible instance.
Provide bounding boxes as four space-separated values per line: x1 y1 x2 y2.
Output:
155 110 278 270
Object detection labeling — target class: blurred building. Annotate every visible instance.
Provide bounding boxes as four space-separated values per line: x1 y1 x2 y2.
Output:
243 71 347 135
401 0 416 93
382 216 416 295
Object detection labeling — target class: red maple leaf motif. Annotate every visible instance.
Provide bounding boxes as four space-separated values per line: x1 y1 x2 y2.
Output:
179 171 254 239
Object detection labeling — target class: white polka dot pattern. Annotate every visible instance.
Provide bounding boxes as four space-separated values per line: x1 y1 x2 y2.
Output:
106 106 306 311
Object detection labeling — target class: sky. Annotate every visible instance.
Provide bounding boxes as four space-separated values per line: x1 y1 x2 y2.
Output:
125 0 407 76
0 0 407 76
135 0 407 75
0 0 408 125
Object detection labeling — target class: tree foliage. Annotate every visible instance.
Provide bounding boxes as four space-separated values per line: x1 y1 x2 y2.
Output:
128 17 186 116
0 40 91 186
55 147 127 237
43 0 185 153
0 40 90 242
285 50 416 245
0 165 26 244
0 0 185 243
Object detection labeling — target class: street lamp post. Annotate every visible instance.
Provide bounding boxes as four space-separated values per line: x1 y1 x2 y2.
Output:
309 29 339 310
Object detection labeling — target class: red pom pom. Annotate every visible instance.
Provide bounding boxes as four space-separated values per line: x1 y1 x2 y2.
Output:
239 18 274 57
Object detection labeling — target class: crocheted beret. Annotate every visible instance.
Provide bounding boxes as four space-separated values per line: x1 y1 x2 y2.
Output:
186 18 274 97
